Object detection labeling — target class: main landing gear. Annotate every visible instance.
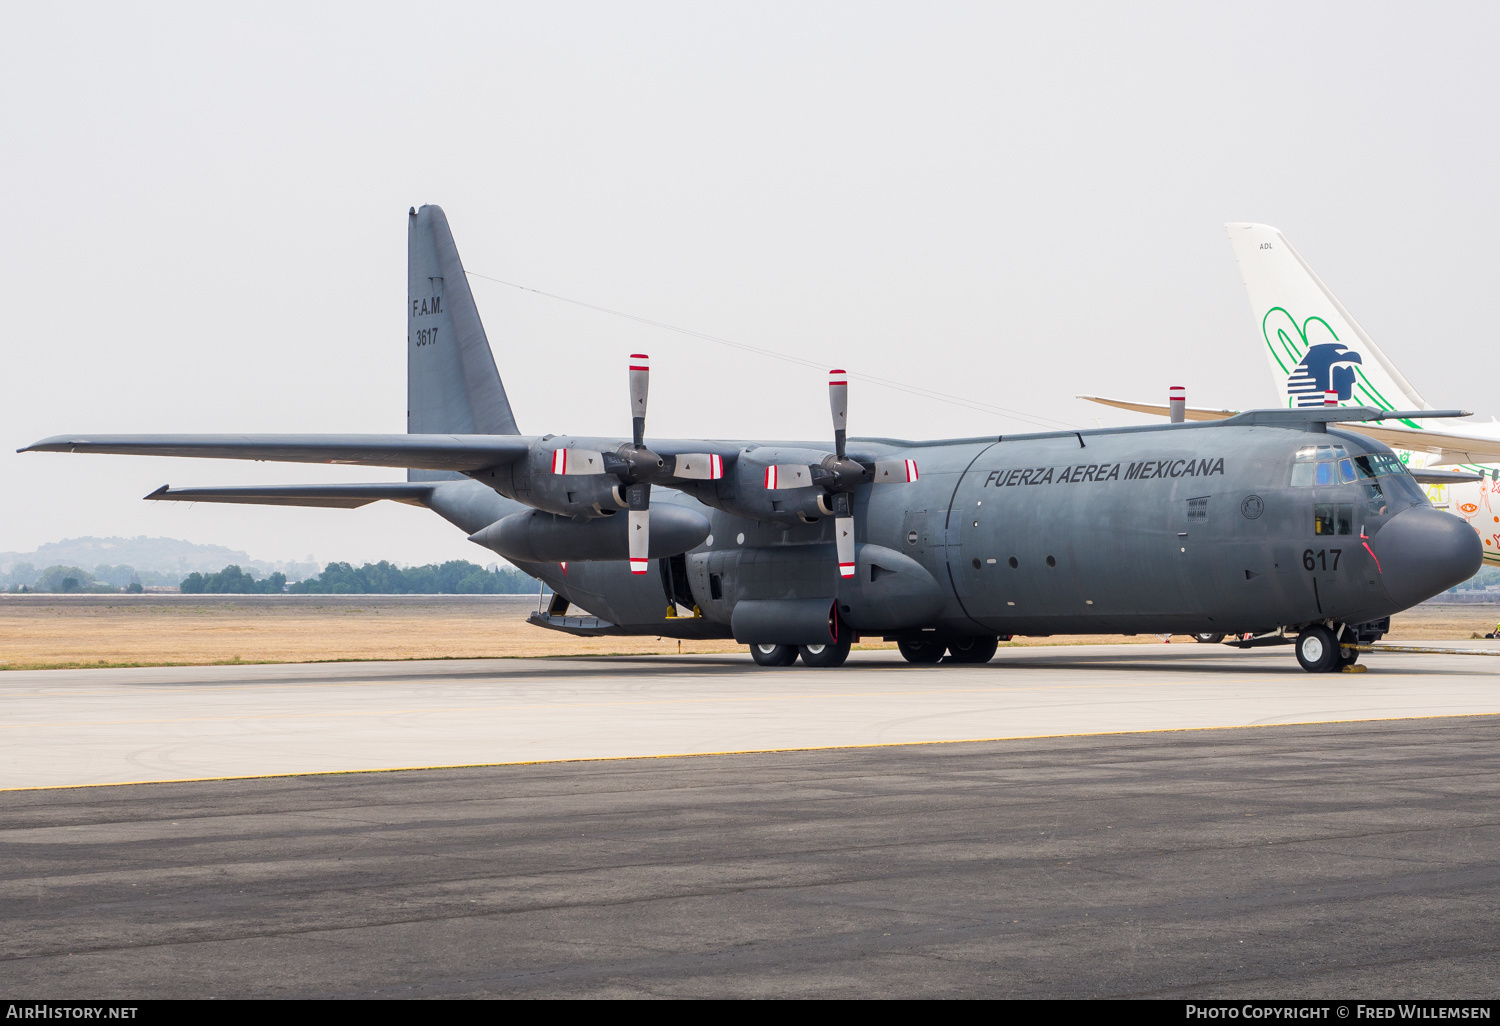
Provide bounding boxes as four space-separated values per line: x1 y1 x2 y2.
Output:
749 643 798 667
748 637 853 668
750 633 1003 668
896 636 1003 665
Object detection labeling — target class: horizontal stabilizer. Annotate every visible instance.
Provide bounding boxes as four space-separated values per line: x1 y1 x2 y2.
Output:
22 433 530 472
1079 395 1500 465
144 483 437 508
1410 469 1485 485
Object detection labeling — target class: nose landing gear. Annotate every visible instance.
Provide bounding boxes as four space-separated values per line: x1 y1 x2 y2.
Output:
1296 624 1360 672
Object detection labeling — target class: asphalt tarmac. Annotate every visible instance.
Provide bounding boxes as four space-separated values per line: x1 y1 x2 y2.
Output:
4 643 1500 790
3 645 1499 997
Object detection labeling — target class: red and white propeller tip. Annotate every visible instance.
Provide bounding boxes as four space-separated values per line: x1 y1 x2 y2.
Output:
552 448 606 475
1169 386 1185 424
628 508 649 574
836 517 855 578
674 453 723 480
764 464 812 490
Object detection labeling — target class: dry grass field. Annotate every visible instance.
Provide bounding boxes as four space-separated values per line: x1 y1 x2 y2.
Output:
0 594 1495 671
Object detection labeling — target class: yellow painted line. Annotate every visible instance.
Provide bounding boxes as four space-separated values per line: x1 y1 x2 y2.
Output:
3 710 1496 795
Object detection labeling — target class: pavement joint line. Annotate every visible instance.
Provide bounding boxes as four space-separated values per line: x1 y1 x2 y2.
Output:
4 676 1473 730
3 709 1496 795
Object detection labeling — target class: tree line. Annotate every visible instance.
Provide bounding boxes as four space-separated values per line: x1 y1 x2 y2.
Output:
179 560 538 595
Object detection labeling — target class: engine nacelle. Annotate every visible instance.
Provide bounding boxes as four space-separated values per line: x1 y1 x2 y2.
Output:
726 446 835 525
468 503 710 563
488 437 631 519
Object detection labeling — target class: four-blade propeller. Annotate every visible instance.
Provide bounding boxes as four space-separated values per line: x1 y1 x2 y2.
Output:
552 359 916 579
764 369 918 579
549 355 725 574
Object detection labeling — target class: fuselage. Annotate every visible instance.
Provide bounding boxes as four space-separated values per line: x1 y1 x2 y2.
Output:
429 418 1480 640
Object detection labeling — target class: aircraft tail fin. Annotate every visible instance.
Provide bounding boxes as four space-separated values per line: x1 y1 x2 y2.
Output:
1225 223 1431 420
408 205 519 480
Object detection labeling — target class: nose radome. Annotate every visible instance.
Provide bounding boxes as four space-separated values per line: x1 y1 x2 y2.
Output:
1376 505 1483 610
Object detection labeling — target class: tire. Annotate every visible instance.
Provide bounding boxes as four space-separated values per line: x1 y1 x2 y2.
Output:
799 638 851 668
749 643 798 667
897 639 946 664
1338 643 1360 667
1295 625 1340 673
947 636 999 664
1194 633 1225 644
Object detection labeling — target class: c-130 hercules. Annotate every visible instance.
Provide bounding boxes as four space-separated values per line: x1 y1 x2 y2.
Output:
22 206 1482 671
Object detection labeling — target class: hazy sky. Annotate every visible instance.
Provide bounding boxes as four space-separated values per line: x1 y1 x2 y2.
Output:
4 2 1497 567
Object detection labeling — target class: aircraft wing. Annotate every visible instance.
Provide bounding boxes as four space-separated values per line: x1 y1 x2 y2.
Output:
1078 395 1500 465
144 483 437 508
1077 396 1238 423
20 433 531 472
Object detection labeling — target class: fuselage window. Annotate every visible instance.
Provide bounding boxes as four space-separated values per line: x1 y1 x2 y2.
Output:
1335 503 1354 535
1315 503 1355 536
1315 504 1336 535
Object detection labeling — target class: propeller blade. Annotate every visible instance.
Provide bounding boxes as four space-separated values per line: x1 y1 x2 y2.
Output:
628 508 650 574
551 448 607 475
835 516 855 579
630 354 649 448
673 453 724 480
872 458 919 483
829 369 848 460
764 464 813 489
625 482 650 574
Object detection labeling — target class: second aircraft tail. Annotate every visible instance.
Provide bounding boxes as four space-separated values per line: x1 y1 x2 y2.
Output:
1225 223 1431 421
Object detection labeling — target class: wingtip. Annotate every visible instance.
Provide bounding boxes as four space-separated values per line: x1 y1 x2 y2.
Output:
144 484 170 500
19 436 71 453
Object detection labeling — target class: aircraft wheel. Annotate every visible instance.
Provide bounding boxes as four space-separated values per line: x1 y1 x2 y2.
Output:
749 643 798 667
947 636 999 664
897 639 946 664
1194 633 1225 644
1295 626 1340 673
799 638 851 668
1338 643 1360 668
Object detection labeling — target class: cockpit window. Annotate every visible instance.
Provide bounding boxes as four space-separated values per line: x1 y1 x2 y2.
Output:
1294 446 1425 511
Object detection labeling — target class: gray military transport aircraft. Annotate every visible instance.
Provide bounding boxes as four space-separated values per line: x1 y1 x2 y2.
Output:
22 206 1483 671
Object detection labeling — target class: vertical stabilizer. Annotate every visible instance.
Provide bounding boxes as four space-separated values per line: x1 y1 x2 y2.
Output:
1226 223 1431 421
408 206 519 479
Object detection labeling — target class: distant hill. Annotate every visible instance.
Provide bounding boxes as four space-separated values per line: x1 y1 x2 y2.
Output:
0 536 318 579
